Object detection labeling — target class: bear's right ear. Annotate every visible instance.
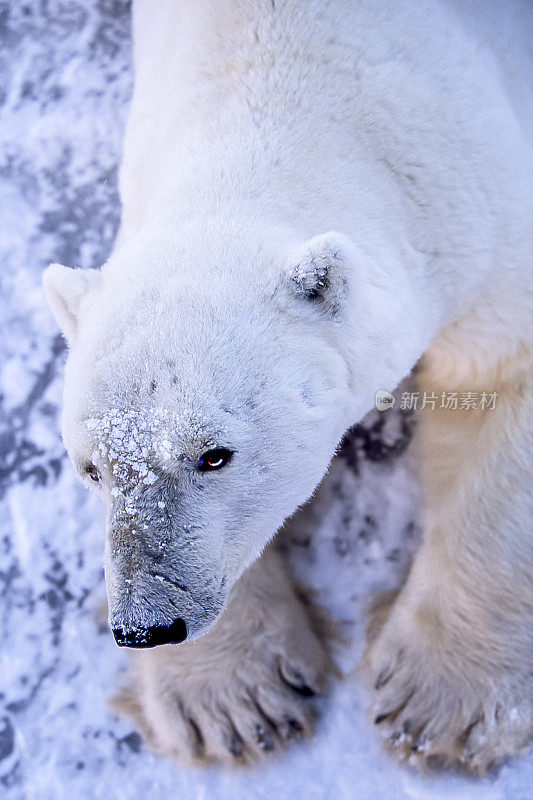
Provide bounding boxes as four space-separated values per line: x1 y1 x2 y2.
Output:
42 263 101 342
283 232 352 317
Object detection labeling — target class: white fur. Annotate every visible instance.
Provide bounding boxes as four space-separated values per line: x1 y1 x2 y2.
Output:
43 0 532 769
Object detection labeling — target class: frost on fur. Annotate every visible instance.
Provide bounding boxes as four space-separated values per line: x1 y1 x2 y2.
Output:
288 233 351 316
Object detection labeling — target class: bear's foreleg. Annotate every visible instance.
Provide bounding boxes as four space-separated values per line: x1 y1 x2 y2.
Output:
365 332 533 771
111 545 335 765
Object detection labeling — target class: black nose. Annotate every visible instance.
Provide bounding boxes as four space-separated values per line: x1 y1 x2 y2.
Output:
113 617 188 648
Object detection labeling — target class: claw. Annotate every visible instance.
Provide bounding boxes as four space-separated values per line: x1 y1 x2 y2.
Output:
288 717 303 732
222 724 244 758
255 723 275 751
389 721 413 746
375 668 393 690
227 733 244 758
279 663 317 697
185 716 204 758
279 716 304 739
412 735 431 754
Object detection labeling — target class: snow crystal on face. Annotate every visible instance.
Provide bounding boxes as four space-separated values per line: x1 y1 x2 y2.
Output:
85 406 222 493
83 402 224 521
159 439 173 460
85 407 174 487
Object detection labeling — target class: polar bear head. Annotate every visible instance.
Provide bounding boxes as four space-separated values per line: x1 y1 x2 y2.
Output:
43 223 388 647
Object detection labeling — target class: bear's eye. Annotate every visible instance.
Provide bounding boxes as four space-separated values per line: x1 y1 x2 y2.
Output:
197 448 233 472
84 463 101 483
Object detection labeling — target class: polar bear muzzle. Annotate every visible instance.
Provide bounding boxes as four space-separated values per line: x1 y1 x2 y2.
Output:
112 617 188 648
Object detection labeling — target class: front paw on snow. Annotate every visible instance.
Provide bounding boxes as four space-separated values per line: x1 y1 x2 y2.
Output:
366 639 533 773
160 657 324 766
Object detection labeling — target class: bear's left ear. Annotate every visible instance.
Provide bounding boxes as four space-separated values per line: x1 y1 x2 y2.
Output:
42 263 101 342
285 232 351 316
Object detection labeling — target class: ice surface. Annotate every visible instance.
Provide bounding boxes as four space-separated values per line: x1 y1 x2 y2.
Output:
0 3 531 799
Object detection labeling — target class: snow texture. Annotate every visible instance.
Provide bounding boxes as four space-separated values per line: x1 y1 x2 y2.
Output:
0 2 531 799
86 407 195 491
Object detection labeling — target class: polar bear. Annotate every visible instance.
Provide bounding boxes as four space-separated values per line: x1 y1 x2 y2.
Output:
43 0 532 771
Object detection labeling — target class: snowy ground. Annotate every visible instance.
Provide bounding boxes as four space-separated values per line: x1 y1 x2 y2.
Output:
0 2 531 799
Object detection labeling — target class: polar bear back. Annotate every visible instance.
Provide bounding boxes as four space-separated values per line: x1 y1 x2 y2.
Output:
115 0 532 334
